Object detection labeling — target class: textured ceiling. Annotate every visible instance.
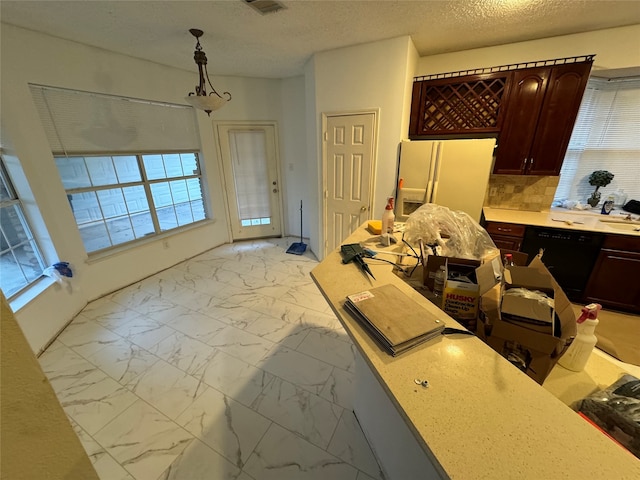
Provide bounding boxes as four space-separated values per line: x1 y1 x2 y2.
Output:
2 0 640 78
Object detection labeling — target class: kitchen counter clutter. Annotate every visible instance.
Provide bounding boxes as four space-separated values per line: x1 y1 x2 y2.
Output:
311 224 640 480
483 206 640 312
483 206 640 236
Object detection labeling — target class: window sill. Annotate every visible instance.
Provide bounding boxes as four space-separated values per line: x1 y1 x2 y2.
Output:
85 218 217 264
9 276 57 313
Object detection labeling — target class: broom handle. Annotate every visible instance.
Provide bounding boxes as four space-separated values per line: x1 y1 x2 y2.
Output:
300 200 303 243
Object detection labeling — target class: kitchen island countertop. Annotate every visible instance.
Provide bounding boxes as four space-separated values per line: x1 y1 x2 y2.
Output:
483 206 640 236
311 224 640 479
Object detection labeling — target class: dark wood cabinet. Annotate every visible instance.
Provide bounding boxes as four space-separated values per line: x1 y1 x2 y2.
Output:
485 222 525 251
493 61 592 175
409 72 509 138
492 68 550 175
408 57 593 173
583 235 640 313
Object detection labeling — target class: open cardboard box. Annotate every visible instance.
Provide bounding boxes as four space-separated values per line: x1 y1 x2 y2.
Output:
478 255 577 385
423 254 501 323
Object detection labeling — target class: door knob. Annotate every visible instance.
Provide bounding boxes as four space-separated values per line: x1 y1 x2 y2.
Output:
272 181 277 185
273 188 279 193
360 206 367 212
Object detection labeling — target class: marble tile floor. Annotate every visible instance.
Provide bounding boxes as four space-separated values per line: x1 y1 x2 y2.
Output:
39 237 384 480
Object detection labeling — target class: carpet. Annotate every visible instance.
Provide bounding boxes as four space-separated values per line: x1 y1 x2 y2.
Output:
571 304 640 367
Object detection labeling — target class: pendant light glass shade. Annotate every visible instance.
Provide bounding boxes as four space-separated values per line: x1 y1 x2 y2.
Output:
185 28 231 116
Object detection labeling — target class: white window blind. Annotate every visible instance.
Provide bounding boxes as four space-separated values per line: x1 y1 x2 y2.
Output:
555 77 640 204
228 130 271 221
29 84 200 154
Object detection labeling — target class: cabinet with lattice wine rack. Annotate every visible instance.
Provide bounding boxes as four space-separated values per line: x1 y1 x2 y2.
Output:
409 72 510 138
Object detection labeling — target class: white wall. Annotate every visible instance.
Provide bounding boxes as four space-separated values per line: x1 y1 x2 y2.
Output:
304 57 321 256
306 36 417 258
0 24 285 352
416 25 640 76
279 76 309 238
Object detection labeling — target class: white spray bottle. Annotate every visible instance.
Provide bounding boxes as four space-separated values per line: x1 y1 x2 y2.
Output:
558 303 601 372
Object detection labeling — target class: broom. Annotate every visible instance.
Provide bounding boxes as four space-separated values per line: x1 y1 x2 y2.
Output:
286 200 307 255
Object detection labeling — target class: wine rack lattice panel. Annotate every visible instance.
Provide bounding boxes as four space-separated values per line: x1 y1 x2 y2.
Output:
416 75 508 135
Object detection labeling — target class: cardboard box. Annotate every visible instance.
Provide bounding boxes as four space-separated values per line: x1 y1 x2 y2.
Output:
477 255 577 385
442 278 480 321
423 254 501 323
501 266 555 334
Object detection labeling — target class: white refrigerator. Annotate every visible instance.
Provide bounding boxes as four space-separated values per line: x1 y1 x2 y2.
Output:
396 139 496 223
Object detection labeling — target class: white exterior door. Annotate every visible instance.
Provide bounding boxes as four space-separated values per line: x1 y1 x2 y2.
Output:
216 123 283 240
323 112 376 257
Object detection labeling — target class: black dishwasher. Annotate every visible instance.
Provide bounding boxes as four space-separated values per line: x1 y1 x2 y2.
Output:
520 227 604 301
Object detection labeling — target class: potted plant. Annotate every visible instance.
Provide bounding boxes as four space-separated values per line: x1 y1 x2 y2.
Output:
587 170 614 207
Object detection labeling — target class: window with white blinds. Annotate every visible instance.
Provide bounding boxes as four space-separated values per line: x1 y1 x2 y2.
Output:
555 77 640 205
29 84 201 154
29 85 209 254
228 130 271 226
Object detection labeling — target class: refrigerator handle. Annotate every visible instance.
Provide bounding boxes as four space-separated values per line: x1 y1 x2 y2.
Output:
430 142 443 204
425 142 439 203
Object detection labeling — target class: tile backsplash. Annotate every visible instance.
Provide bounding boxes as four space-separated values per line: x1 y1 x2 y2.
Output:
484 175 559 211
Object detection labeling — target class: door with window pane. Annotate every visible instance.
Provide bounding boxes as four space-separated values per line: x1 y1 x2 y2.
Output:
216 124 282 240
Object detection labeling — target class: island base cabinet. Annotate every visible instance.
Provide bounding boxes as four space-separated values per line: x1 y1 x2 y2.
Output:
354 353 448 480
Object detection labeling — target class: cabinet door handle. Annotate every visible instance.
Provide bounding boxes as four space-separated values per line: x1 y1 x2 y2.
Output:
497 227 512 232
530 157 534 167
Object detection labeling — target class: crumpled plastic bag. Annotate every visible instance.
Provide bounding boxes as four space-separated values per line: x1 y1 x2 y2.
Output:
403 203 498 260
503 287 555 309
553 199 590 210
43 262 73 285
573 374 640 458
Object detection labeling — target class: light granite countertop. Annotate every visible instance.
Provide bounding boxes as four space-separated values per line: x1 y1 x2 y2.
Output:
483 206 640 237
311 225 640 479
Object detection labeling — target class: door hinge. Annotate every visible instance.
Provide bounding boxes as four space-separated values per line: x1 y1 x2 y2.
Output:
324 190 328 198
323 131 328 141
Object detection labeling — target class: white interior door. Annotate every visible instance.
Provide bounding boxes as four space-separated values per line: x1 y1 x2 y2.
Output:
216 123 283 240
324 113 376 257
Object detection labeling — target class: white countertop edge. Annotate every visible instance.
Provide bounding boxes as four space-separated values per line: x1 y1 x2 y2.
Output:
310 225 640 479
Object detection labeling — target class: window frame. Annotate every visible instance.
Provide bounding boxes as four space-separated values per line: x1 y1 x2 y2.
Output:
0 155 47 298
555 77 640 204
56 151 208 255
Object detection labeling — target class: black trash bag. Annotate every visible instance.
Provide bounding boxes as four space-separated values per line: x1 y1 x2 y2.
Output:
573 374 640 458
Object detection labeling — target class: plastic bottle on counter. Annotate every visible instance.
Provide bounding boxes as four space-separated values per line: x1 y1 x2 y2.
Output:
558 303 601 372
380 197 395 246
601 195 614 215
433 265 446 297
381 197 395 234
503 253 514 268
613 189 627 207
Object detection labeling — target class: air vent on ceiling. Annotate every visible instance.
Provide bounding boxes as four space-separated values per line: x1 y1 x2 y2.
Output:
243 0 285 15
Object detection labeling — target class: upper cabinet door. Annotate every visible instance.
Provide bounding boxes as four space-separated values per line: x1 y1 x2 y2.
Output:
493 68 550 175
527 62 592 176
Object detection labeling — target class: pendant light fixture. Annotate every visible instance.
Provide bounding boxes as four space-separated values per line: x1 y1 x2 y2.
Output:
184 28 231 115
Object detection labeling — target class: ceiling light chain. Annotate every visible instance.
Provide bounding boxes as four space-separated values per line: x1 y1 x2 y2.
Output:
185 28 231 116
